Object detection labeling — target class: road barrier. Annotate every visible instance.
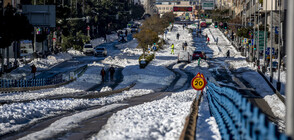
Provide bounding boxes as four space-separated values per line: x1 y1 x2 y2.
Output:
0 76 63 88
0 65 88 92
206 81 289 140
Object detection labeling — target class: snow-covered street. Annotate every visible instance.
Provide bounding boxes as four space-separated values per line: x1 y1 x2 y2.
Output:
0 23 286 140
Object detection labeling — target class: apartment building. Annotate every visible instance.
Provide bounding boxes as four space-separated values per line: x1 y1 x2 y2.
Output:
155 1 199 18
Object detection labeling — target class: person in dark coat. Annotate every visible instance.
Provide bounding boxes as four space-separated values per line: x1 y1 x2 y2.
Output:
100 67 106 82
227 50 230 58
31 64 37 79
176 33 180 40
109 65 115 81
184 41 188 51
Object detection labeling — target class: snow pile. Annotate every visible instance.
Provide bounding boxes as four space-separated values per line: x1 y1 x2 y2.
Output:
100 86 112 92
92 90 198 140
102 56 135 67
31 53 72 70
264 94 286 121
0 89 154 135
67 49 84 56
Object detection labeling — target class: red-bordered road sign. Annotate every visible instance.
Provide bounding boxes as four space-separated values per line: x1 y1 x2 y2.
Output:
191 73 207 91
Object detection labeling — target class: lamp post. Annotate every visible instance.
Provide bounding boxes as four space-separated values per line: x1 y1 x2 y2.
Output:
256 2 260 69
263 0 267 72
277 0 281 91
270 0 274 82
286 0 294 138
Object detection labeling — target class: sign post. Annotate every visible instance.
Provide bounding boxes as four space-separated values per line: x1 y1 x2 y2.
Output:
191 73 207 91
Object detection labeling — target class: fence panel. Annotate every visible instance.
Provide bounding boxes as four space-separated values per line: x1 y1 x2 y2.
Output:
206 81 289 140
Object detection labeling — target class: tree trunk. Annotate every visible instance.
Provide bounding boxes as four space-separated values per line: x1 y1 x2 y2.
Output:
143 48 145 59
1 48 4 73
6 45 9 70
14 41 18 68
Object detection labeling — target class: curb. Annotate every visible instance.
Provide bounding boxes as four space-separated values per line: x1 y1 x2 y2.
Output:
179 90 203 140
257 70 285 104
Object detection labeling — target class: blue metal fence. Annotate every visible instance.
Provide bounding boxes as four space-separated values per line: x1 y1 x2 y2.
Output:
206 81 289 140
0 75 64 88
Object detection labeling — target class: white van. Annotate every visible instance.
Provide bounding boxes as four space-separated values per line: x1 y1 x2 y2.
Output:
178 51 191 63
83 44 94 55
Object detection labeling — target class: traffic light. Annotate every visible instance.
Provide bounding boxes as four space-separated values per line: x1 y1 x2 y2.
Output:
214 22 218 28
224 23 228 29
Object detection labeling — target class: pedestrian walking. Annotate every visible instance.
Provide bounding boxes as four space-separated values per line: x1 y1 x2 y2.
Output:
182 43 185 50
164 29 168 40
184 41 188 51
215 37 218 45
117 31 120 38
171 43 174 54
226 50 230 58
176 33 180 40
109 65 115 81
31 64 37 79
182 24 185 30
207 37 210 45
100 67 106 82
198 57 201 66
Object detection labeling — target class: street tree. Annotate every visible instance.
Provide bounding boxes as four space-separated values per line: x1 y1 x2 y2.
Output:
0 3 33 72
134 29 159 57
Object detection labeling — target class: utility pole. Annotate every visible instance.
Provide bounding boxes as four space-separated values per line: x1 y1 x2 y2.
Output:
286 0 294 139
257 2 260 69
276 0 281 91
270 0 273 82
263 0 267 72
286 0 294 138
253 0 256 63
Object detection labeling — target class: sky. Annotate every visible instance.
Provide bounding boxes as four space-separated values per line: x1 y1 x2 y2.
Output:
0 24 286 139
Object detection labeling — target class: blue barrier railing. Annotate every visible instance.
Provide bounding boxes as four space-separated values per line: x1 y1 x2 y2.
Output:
206 81 289 140
0 65 88 89
0 75 64 88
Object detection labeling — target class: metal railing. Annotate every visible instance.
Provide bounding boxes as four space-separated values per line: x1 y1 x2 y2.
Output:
0 65 87 89
0 76 63 88
206 81 289 140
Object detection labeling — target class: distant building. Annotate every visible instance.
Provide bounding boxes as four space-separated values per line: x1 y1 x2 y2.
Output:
155 1 199 19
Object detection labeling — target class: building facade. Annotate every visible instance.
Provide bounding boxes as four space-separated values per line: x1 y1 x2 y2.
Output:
155 1 199 18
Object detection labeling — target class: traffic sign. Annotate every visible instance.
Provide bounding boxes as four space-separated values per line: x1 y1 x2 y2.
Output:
191 73 207 91
275 26 279 34
254 31 267 50
87 26 90 30
152 46 157 51
266 47 275 55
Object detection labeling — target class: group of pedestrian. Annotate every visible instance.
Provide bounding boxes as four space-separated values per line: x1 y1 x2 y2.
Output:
118 30 128 42
182 41 188 51
100 65 116 82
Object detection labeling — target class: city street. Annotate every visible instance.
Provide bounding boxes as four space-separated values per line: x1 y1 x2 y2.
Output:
0 23 286 139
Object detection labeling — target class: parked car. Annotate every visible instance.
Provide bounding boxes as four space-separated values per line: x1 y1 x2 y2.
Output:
94 47 107 57
83 44 94 55
267 61 278 72
178 51 191 63
192 51 206 60
200 22 207 27
131 24 140 33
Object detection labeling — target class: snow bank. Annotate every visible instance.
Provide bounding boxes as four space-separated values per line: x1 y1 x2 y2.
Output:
91 90 198 140
0 89 154 135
